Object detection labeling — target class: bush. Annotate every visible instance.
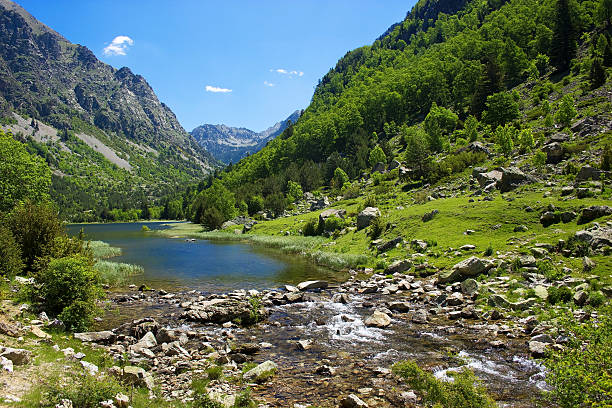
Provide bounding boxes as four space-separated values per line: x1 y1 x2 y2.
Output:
332 167 349 189
601 144 612 171
302 219 318 236
286 181 303 203
464 115 479 142
201 207 225 231
38 372 124 408
548 286 573 305
495 125 517 157
233 388 257 408
555 95 577 129
33 255 103 331
368 216 385 239
324 216 346 232
6 201 65 272
483 92 519 128
246 195 264 216
544 306 612 407
0 226 24 277
206 365 224 381
368 145 387 167
538 260 563 281
533 150 547 168
392 360 495 408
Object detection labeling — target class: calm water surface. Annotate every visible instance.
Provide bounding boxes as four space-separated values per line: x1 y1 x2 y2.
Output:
67 222 344 292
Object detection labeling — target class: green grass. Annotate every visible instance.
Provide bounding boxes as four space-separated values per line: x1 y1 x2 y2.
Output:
94 260 143 286
87 240 121 259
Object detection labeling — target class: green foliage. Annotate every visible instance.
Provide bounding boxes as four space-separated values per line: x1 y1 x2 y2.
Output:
323 216 346 233
264 192 286 216
33 255 103 331
94 260 143 286
424 103 458 152
548 286 573 305
368 145 387 167
332 167 349 189
464 115 479 142
518 128 535 152
286 180 303 203
192 180 237 228
35 371 124 408
495 125 517 157
246 296 262 325
302 219 318 236
555 95 577 129
589 57 607 88
404 127 431 178
545 306 612 407
87 241 121 260
0 130 51 213
533 150 547 167
206 365 224 381
392 360 495 408
537 260 563 281
368 216 385 239
0 226 24 277
246 195 264 216
551 0 578 71
483 92 520 128
233 388 257 408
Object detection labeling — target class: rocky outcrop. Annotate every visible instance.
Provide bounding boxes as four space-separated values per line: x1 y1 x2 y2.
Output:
577 205 612 224
357 207 380 230
497 167 537 192
74 331 117 344
181 298 268 325
437 256 494 284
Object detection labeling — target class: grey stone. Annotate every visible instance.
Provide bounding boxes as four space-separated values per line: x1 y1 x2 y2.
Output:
540 211 561 227
386 259 412 274
122 366 154 390
74 331 116 344
574 290 588 306
243 360 278 382
542 142 564 164
575 166 603 182
297 280 328 291
411 309 428 324
357 207 381 230
0 347 32 365
340 394 369 408
578 206 612 225
498 167 537 192
460 279 480 297
531 334 554 344
364 311 391 328
422 209 439 222
529 341 548 358
437 256 493 284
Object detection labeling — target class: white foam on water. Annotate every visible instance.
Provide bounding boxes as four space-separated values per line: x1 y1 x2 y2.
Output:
420 331 445 340
324 301 386 343
512 355 550 390
434 351 515 382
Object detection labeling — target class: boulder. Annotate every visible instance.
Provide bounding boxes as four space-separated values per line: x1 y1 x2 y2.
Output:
460 279 480 297
540 211 561 227
243 360 278 383
560 211 576 223
575 166 603 182
497 167 537 193
156 328 178 344
0 322 20 337
122 366 154 390
80 360 99 376
577 206 612 225
134 331 157 348
473 169 503 188
181 298 268 325
319 208 346 226
377 236 403 252
310 196 330 211
357 207 381 230
575 227 612 249
388 302 411 313
74 331 116 344
542 142 564 164
365 311 391 328
529 341 548 358
386 259 412 274
297 280 328 291
1 356 13 372
437 257 493 284
488 294 510 309
411 309 429 324
421 209 439 222
0 347 32 365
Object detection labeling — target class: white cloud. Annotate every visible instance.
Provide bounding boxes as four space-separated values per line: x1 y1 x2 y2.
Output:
264 81 275 87
205 85 232 93
271 68 304 78
103 35 134 56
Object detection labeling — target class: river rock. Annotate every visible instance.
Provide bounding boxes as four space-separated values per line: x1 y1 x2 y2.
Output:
30 326 51 340
315 364 336 376
388 302 411 313
574 290 588 306
297 280 329 291
365 311 391 328
460 279 479 296
74 331 117 344
529 341 549 358
377 236 403 252
531 334 554 344
135 331 157 348
122 366 154 390
357 207 381 230
341 394 369 408
297 340 312 351
156 328 178 344
243 360 277 383
411 309 428 324
182 298 268 325
386 259 412 274
437 256 493 284
0 347 32 365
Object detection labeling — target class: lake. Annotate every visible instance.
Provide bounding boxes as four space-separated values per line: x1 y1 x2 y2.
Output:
67 222 345 292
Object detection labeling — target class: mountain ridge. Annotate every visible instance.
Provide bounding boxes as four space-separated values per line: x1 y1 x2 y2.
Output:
191 110 301 164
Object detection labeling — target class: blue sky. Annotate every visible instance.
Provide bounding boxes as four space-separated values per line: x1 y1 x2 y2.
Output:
16 1 415 132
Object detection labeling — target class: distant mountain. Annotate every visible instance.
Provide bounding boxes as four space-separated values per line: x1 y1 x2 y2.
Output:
191 110 302 164
0 0 218 220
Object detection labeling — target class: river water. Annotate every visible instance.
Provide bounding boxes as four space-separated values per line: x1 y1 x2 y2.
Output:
67 222 345 292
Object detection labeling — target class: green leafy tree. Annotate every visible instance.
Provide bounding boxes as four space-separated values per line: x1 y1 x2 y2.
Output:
286 181 303 203
0 130 51 212
596 0 612 27
555 95 577 128
424 103 458 152
0 227 24 277
332 167 349 189
483 92 520 128
551 0 578 71
495 124 517 157
519 128 535 152
403 127 431 179
192 180 237 227
246 195 264 216
368 145 387 167
464 115 479 142
264 192 286 217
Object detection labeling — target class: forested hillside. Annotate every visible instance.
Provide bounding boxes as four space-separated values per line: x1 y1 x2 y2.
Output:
187 0 611 225
0 0 217 221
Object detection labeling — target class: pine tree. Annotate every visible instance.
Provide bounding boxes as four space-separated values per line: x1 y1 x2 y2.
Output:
589 58 607 88
470 57 503 117
604 36 612 67
550 0 578 71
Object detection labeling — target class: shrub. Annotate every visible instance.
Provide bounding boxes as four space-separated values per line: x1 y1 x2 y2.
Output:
331 167 349 189
201 207 225 231
6 201 65 272
88 241 121 259
324 216 346 232
38 372 124 408
392 360 495 408
342 182 361 199
368 216 385 239
555 95 577 129
247 195 264 215
94 261 143 286
368 145 387 167
533 150 547 168
484 244 493 257
548 286 573 305
233 388 257 408
264 192 286 217
587 291 606 307
601 144 612 171
464 115 479 142
0 226 24 277
538 260 563 281
363 195 377 209
34 255 103 331
544 306 612 407
303 219 318 236
495 124 517 157
206 365 224 381
519 128 535 152
286 181 303 203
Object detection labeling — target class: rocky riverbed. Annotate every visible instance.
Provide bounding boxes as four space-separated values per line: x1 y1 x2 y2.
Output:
67 265 568 408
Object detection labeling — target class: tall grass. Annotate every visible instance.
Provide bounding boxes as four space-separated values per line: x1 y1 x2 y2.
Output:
94 260 143 286
87 241 121 259
159 228 369 270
